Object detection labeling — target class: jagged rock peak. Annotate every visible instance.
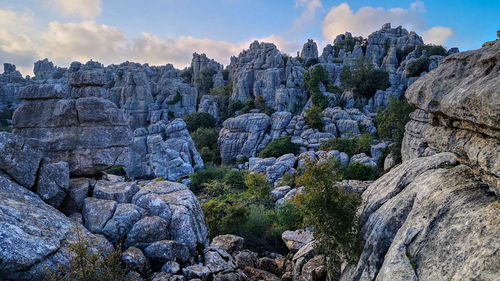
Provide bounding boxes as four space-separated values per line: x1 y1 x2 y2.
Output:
300 39 319 62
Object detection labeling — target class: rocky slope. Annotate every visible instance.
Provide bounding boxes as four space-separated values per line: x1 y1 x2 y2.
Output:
338 34 500 281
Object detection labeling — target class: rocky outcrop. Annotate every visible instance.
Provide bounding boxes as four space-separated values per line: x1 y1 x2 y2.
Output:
218 113 271 162
12 61 132 176
402 37 500 193
126 118 203 180
300 39 319 64
341 37 500 281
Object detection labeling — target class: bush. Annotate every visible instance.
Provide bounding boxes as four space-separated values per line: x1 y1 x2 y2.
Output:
304 58 319 68
191 127 219 150
196 68 217 93
200 171 298 253
166 91 183 105
0 106 14 132
228 100 244 115
181 67 193 83
375 96 415 164
222 69 229 81
182 112 217 132
191 127 220 164
258 136 299 158
295 159 362 277
319 133 373 157
340 162 378 181
305 106 324 130
406 57 429 78
417 45 447 56
45 226 125 281
312 92 329 110
189 166 230 193
341 58 390 99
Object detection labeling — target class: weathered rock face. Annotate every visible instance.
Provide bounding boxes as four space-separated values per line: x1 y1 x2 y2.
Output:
191 52 223 85
126 118 203 180
300 39 319 63
0 175 111 280
402 38 500 193
218 113 271 162
12 61 132 176
341 38 500 281
342 153 499 281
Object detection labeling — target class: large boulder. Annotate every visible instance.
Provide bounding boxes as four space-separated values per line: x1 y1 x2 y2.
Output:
218 113 271 162
131 180 208 251
12 61 132 176
342 153 499 281
0 175 111 280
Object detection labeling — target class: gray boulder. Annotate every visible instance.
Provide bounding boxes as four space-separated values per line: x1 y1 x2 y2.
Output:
93 180 140 203
125 216 170 249
34 159 70 208
144 240 190 264
102 203 146 243
122 246 151 275
210 234 245 255
82 197 117 234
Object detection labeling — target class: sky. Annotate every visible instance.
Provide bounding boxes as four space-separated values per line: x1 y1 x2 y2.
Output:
0 0 498 76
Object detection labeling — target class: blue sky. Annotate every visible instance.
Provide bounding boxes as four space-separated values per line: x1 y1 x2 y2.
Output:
0 0 498 75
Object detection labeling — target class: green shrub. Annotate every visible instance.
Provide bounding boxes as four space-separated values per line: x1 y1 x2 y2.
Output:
406 57 429 78
0 106 14 132
181 67 193 83
332 59 344 64
340 162 378 181
305 106 324 130
189 166 230 193
258 136 299 158
196 68 217 93
341 58 390 99
295 159 362 277
279 172 296 188
191 127 220 164
182 112 217 132
166 91 183 105
417 45 447 56
375 96 414 164
45 226 125 281
228 100 244 115
304 58 319 68
200 171 297 253
312 92 329 110
319 133 373 157
191 127 219 150
167 111 175 119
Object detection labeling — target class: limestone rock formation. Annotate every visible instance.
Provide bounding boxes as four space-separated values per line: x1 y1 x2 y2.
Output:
12 61 132 176
218 113 271 162
126 118 203 180
402 37 499 193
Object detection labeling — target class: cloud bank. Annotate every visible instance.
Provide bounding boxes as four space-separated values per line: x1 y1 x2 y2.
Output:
321 2 454 45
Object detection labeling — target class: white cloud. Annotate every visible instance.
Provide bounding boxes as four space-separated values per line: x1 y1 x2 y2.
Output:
422 26 454 45
321 1 454 46
52 0 102 19
293 0 323 31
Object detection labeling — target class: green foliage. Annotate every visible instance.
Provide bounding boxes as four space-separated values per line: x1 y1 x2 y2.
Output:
196 68 217 93
191 127 220 164
406 57 430 78
340 162 378 181
304 58 319 68
258 136 299 158
396 46 416 63
279 172 296 188
375 96 415 164
417 45 447 56
319 133 373 157
384 39 392 57
295 159 362 277
228 100 244 115
406 250 417 271
167 111 175 119
199 171 300 253
45 226 125 281
340 58 390 99
189 166 231 193
166 91 183 105
210 80 233 99
182 112 217 132
312 92 329 110
332 58 344 64
305 106 324 130
180 67 193 83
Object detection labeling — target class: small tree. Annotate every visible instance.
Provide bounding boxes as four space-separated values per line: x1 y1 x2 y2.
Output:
305 106 324 130
258 136 299 158
295 159 362 278
341 58 390 99
182 112 217 132
45 226 125 281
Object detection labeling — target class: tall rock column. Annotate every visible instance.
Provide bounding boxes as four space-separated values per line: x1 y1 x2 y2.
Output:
12 61 132 176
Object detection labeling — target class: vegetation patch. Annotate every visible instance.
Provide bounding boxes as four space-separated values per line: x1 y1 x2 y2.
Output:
340 58 390 99
258 136 299 158
319 133 373 157
182 112 217 132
